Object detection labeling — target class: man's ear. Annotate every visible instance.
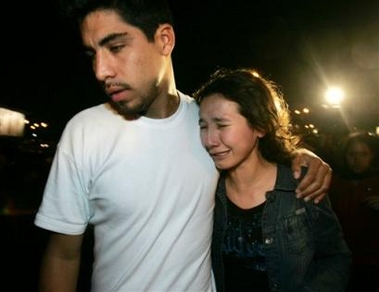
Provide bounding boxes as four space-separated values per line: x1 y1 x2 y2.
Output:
156 24 175 55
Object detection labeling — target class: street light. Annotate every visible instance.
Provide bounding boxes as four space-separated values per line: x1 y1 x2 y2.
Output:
325 86 344 107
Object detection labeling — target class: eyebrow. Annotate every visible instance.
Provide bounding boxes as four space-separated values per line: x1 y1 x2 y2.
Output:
99 32 128 47
83 32 129 51
199 117 228 124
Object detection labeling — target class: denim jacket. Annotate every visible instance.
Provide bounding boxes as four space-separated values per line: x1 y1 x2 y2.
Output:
212 164 351 292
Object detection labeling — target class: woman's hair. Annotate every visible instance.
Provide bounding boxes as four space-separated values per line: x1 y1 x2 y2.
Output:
58 0 173 41
194 67 300 164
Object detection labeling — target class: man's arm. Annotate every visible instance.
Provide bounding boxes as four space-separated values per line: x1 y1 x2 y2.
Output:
39 232 84 292
291 148 332 203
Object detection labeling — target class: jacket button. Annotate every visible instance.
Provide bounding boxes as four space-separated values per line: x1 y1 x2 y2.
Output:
265 237 273 244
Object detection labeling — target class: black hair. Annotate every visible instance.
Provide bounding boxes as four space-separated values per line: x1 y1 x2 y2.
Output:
58 0 173 41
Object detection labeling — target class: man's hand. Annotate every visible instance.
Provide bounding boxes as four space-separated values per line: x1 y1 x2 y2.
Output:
291 148 332 203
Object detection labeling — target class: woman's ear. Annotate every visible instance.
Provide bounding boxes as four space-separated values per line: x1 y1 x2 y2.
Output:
254 128 266 138
257 132 266 138
156 24 175 56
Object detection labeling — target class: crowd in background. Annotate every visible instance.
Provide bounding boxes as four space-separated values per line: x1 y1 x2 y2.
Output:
307 130 379 291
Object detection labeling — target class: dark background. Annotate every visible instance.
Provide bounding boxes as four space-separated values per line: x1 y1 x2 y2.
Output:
2 0 378 136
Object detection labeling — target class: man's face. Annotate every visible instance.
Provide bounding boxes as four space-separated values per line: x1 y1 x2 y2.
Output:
80 9 168 117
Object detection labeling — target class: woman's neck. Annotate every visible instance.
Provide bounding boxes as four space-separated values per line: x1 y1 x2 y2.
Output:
225 158 277 209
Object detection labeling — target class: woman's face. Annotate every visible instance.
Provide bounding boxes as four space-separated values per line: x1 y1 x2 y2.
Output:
346 141 374 173
198 94 264 170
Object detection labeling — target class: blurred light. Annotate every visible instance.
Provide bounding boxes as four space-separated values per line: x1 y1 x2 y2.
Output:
294 110 301 115
302 108 310 114
325 86 344 106
0 107 25 137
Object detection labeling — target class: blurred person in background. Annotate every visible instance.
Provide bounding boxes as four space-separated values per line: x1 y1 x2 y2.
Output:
329 131 379 292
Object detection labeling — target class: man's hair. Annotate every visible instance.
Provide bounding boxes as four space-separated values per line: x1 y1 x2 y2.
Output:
58 0 173 41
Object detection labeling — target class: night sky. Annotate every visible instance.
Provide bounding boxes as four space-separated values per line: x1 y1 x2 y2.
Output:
2 0 378 134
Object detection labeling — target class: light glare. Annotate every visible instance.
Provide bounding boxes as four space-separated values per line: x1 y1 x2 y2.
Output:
325 87 344 105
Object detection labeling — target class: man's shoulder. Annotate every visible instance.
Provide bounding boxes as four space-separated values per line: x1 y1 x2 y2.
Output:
178 91 197 106
60 103 121 136
68 103 114 123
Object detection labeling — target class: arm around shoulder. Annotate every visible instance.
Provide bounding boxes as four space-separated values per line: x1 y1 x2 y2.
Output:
290 148 332 203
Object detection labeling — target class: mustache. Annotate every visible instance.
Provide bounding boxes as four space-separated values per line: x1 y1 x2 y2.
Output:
102 81 132 91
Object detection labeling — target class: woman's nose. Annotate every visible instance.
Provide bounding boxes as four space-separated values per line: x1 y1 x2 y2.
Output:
202 129 219 148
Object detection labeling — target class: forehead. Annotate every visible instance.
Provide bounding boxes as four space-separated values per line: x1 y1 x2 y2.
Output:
80 9 136 44
199 94 245 124
200 94 238 111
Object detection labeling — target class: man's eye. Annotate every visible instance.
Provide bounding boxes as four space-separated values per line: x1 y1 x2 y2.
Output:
109 45 124 53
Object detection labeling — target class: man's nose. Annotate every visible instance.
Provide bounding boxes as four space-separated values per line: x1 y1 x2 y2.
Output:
94 52 115 81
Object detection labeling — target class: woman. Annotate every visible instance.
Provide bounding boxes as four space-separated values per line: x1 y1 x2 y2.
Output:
194 68 351 292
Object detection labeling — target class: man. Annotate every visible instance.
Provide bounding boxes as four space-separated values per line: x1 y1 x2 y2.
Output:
35 1 331 291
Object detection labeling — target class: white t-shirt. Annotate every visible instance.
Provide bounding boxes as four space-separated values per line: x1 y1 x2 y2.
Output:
34 92 219 292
